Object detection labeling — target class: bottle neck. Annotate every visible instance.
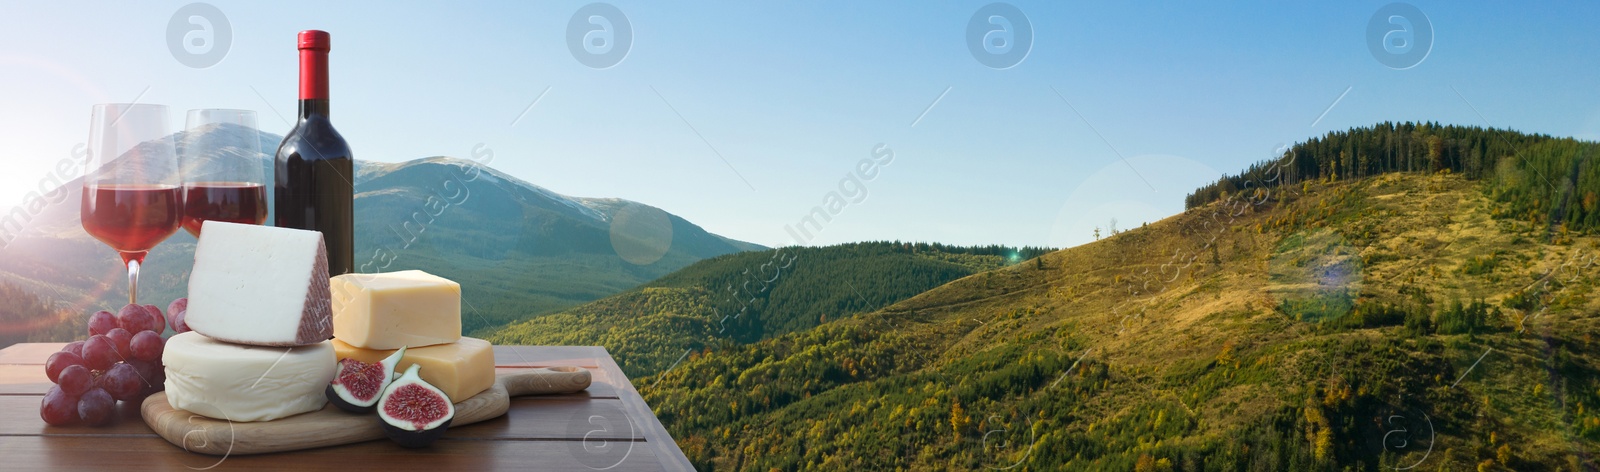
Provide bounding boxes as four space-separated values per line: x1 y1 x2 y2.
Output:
298 48 329 119
298 99 329 119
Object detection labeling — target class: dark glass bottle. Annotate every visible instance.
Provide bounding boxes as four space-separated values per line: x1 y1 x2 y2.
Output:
275 30 354 275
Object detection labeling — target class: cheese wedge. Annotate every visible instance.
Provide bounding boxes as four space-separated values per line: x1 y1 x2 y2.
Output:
331 270 461 350
185 221 333 346
332 337 494 403
163 332 336 422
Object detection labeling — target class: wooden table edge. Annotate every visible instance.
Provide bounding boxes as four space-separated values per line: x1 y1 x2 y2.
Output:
1 342 695 471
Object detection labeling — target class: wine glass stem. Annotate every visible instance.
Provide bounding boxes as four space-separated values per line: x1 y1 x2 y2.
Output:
127 259 140 305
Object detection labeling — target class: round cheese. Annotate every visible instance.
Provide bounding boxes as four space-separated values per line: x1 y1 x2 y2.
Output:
163 331 337 422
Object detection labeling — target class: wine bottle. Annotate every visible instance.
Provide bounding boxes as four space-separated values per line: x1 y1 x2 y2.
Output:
274 30 354 275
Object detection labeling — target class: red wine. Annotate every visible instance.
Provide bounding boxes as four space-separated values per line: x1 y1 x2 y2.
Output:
182 182 267 237
274 30 354 275
81 184 183 263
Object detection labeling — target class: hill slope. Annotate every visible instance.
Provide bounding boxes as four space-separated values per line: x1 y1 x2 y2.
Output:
640 172 1599 467
489 242 1050 377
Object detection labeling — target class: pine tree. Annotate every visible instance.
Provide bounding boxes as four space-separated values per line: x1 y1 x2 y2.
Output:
949 398 969 437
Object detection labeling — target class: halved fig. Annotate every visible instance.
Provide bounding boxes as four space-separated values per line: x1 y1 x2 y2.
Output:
377 364 454 448
326 346 406 413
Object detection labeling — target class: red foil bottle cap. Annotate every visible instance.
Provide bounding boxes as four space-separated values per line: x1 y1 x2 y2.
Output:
298 30 330 51
298 30 330 100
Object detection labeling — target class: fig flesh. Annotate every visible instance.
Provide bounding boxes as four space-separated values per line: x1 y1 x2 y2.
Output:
326 346 406 413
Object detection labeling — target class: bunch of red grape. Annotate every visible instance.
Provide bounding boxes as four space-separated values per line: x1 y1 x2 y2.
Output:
39 298 189 426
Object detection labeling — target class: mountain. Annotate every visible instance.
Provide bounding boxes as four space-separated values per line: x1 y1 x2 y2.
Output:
345 155 765 334
558 123 1596 470
0 124 762 341
489 242 1052 377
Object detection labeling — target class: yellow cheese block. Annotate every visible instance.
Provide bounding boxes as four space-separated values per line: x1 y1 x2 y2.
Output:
331 270 461 350
332 337 495 403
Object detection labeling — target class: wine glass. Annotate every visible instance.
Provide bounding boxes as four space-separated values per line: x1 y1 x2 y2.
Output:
82 104 183 305
180 109 267 237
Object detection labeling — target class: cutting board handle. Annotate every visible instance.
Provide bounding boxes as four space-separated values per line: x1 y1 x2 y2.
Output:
500 366 591 396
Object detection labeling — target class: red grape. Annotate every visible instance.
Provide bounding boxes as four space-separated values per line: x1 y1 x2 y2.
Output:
142 304 165 333
40 386 79 426
57 365 92 396
77 388 115 426
80 335 117 371
130 330 163 361
167 298 187 319
171 310 189 334
116 304 154 334
126 358 166 395
99 363 142 401
44 351 84 383
63 341 85 358
87 310 117 337
105 328 133 361
126 360 165 398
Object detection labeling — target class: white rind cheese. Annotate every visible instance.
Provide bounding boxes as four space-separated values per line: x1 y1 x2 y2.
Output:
186 220 334 346
163 331 336 422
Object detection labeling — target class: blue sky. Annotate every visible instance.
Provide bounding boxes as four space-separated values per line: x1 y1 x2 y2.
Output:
2 1 1598 249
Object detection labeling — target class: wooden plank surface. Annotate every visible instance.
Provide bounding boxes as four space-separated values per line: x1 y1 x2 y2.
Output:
0 342 692 471
0 435 664 472
594 348 695 471
0 395 155 436
0 365 53 395
0 342 59 365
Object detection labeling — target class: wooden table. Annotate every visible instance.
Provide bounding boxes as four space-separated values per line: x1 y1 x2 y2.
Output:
0 343 693 471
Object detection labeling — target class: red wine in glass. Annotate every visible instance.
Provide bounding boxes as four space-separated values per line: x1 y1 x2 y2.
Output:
84 103 183 305
182 182 267 237
182 109 266 237
80 184 183 266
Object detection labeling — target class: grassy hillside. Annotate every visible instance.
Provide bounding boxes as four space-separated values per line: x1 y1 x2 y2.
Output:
638 170 1600 470
488 242 1050 377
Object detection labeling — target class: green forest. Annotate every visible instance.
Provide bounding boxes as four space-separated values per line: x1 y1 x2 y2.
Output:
490 242 1051 377
1187 122 1599 234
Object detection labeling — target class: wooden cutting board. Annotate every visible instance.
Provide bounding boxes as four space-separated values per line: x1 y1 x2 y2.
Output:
140 366 591 455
